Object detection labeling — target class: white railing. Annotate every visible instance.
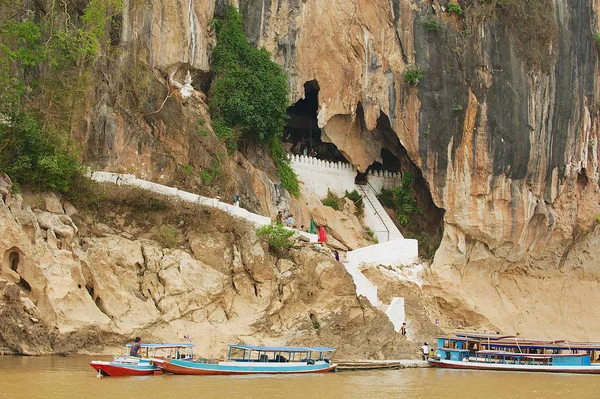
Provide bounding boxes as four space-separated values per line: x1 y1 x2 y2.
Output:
358 182 404 242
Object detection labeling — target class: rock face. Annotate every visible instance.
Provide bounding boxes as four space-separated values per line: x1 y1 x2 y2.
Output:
12 0 600 345
236 0 600 338
0 184 415 357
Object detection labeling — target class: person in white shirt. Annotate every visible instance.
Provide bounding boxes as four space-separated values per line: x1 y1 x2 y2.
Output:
421 342 429 360
286 215 294 227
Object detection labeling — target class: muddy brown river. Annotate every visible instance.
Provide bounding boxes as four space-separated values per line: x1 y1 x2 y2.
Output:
1 356 599 398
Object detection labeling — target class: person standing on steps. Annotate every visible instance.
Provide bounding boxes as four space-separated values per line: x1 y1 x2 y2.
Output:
233 193 240 207
286 214 294 227
333 250 340 261
400 322 407 336
130 337 142 357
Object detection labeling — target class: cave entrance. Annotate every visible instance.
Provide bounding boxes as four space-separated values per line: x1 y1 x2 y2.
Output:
9 251 19 272
283 80 348 163
363 112 444 259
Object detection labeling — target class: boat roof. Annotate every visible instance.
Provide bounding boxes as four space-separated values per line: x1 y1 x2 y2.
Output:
451 332 516 340
442 333 600 349
228 345 335 352
125 343 195 348
476 350 588 358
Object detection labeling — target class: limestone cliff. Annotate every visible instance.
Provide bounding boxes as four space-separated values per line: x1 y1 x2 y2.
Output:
3 0 600 351
238 0 600 339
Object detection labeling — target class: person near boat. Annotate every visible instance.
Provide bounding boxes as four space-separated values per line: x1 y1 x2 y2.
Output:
421 342 429 360
130 337 142 357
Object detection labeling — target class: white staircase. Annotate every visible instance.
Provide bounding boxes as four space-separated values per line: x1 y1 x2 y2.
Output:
356 183 403 243
341 260 379 307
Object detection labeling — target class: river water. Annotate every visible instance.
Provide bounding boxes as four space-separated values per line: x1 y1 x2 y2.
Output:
1 356 599 398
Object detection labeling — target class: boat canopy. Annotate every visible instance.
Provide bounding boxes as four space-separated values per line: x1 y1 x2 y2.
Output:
228 345 335 352
125 343 196 349
451 332 516 340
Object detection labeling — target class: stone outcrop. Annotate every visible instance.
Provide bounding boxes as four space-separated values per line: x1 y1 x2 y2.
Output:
0 182 417 357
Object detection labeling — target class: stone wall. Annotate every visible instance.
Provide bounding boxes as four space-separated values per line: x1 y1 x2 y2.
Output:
347 239 419 268
288 154 401 198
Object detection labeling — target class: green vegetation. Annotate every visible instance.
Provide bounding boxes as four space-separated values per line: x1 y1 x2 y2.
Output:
321 189 364 216
594 33 600 50
364 226 378 243
378 173 424 225
271 139 299 197
0 1 121 192
199 159 221 186
209 6 298 196
256 223 295 252
403 66 424 85
447 2 464 15
182 165 193 175
453 105 464 111
406 231 439 259
212 119 237 154
422 18 443 32
424 123 431 136
210 6 288 143
345 189 364 216
196 126 210 137
322 190 342 211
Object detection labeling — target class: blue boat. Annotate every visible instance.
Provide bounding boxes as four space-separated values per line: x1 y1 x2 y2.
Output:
429 332 600 374
89 343 195 376
155 344 337 375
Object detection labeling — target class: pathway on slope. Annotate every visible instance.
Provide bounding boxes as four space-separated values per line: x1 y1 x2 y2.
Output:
356 183 403 242
89 171 318 242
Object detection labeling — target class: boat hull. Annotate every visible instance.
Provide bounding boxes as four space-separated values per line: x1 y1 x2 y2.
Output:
89 360 160 377
428 358 600 374
156 359 337 375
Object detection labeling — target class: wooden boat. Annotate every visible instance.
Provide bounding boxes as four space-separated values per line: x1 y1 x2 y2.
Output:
429 332 600 374
155 344 337 375
89 343 195 377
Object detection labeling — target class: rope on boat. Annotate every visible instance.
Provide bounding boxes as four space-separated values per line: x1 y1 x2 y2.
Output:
514 337 523 354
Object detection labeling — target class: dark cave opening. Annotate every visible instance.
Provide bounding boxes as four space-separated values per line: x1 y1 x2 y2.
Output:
283 80 348 163
17 277 31 294
8 251 19 272
363 112 445 258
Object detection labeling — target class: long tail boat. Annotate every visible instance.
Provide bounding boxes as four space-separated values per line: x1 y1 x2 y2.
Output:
429 332 600 374
155 344 337 375
89 343 195 377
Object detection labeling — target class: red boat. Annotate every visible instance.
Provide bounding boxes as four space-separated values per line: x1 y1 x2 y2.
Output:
89 343 195 377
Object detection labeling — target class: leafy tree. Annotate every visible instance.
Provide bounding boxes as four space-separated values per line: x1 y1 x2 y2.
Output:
209 6 299 197
378 173 423 225
210 6 289 143
0 1 121 192
256 223 295 252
